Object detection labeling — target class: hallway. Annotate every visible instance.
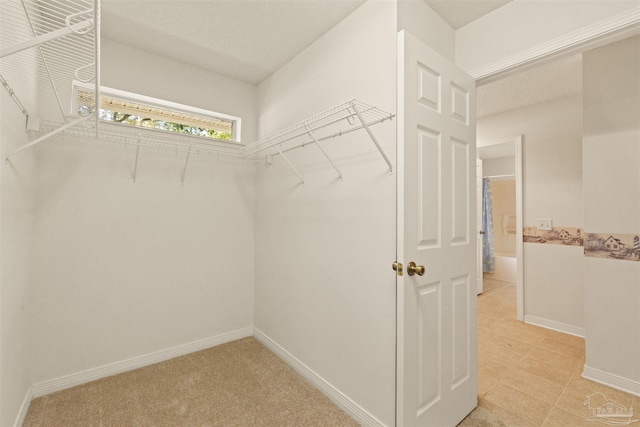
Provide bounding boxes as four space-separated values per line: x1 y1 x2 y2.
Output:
477 279 638 426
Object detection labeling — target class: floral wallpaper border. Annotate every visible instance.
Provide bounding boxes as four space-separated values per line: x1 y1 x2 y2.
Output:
522 226 640 262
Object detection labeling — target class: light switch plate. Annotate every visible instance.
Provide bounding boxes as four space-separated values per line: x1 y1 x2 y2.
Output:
537 218 552 231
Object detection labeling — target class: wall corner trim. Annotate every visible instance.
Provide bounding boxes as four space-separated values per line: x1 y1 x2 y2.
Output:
583 365 640 397
31 327 253 398
253 328 387 427
471 7 640 83
524 315 585 338
13 386 33 427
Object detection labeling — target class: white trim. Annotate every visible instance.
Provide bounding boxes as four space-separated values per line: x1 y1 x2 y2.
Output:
32 327 253 398
13 386 32 427
253 328 387 427
514 136 524 322
471 8 640 83
583 365 640 397
524 315 585 338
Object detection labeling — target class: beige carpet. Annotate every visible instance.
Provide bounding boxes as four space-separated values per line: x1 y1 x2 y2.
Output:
24 337 360 426
457 403 508 427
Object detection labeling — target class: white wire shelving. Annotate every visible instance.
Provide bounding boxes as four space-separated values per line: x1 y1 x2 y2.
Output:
29 99 395 184
0 0 100 156
1 1 394 184
243 99 394 183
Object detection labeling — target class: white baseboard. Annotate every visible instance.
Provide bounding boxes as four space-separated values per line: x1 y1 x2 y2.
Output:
32 327 253 398
524 315 585 338
583 365 640 397
253 328 387 427
14 386 33 427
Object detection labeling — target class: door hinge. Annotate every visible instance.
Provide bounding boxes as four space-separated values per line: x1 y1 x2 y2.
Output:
392 261 403 276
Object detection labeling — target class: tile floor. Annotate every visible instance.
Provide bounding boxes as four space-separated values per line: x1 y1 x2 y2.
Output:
477 278 639 426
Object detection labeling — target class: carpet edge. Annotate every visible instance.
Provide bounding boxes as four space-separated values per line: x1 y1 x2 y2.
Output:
253 327 388 427
31 327 253 398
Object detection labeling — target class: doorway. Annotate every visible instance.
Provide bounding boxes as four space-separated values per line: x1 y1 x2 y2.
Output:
476 136 523 321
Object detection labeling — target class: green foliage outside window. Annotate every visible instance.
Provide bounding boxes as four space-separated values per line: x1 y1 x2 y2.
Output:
97 109 233 140
77 96 233 141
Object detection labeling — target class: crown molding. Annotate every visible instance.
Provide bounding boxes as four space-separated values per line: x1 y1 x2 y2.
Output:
471 8 640 84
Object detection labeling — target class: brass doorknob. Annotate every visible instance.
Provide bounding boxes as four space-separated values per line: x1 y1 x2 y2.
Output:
407 261 425 276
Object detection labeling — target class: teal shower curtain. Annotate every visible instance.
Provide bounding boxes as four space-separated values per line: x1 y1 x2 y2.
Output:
482 178 495 273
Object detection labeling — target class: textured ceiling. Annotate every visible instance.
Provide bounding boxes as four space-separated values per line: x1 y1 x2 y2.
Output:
101 0 365 84
477 54 583 119
101 0 580 118
422 0 512 29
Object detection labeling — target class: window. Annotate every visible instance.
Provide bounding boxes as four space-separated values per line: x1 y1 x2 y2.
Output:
74 83 241 143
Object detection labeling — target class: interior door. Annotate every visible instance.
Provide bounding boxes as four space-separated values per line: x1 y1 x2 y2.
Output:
476 158 484 295
396 30 478 426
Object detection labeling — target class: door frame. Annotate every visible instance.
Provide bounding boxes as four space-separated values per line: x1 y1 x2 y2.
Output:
477 135 523 320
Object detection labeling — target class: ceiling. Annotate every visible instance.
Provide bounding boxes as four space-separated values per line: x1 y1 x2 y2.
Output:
102 0 514 85
477 54 583 119
102 0 579 117
422 0 512 29
101 0 366 85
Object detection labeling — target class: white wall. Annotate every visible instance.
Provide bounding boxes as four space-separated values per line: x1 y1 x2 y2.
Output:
583 35 640 392
30 42 258 386
397 0 454 61
482 156 515 177
254 2 397 425
456 0 639 76
1 90 36 427
478 95 584 332
101 39 258 144
1 7 39 421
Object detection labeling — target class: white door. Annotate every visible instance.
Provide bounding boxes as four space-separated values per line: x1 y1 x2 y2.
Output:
396 30 478 426
476 159 484 295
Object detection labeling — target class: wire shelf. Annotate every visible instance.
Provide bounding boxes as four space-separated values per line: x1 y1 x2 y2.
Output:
243 99 394 156
38 119 264 162
1 1 393 183
0 0 99 124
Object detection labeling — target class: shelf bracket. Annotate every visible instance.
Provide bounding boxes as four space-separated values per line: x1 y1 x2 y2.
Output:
305 125 342 180
350 103 393 174
275 144 304 185
132 143 140 183
5 115 91 162
0 75 28 116
181 148 191 186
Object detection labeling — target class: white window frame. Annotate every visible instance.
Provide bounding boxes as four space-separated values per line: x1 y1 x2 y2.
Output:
72 81 242 143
